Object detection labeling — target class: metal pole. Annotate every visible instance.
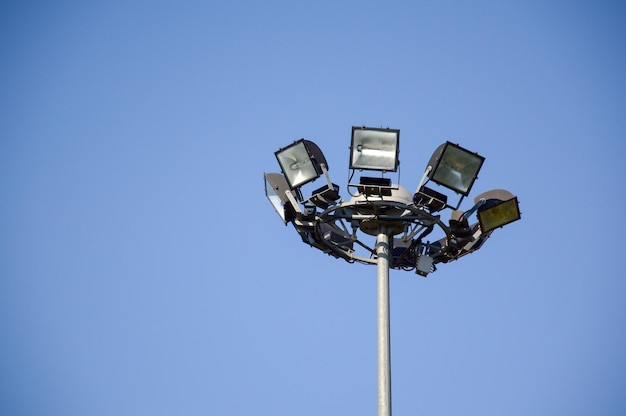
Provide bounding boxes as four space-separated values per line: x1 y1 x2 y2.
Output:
376 229 392 416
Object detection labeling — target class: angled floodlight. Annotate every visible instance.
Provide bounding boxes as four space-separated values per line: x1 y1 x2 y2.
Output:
264 172 300 224
350 126 399 172
275 139 328 189
475 189 521 233
427 142 484 196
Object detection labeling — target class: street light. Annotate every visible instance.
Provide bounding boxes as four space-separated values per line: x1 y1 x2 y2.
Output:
264 127 521 416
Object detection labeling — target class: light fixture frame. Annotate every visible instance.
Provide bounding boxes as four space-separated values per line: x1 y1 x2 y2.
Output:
275 139 328 190
349 126 400 172
477 196 521 233
264 172 301 224
427 141 485 196
266 129 520 270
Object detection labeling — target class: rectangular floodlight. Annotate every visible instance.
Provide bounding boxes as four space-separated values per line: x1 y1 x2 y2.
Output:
275 139 324 189
428 142 485 196
477 196 521 233
350 127 399 172
264 173 297 224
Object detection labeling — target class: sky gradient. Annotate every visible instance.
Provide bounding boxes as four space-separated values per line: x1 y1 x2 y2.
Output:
2 1 625 415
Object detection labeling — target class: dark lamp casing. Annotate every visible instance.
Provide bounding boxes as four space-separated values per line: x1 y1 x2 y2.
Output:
358 176 392 197
477 196 521 233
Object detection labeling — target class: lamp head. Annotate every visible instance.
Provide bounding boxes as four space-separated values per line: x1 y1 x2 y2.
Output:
275 139 328 189
427 142 484 196
474 189 521 233
264 173 298 224
350 126 400 172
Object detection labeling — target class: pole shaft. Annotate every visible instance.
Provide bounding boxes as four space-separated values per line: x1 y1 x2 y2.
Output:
376 230 392 416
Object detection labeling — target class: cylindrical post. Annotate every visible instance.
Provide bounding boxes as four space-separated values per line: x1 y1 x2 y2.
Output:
376 230 392 416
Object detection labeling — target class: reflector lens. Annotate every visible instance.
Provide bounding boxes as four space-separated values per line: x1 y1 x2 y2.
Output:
431 143 484 195
350 127 399 171
477 197 521 233
276 141 319 188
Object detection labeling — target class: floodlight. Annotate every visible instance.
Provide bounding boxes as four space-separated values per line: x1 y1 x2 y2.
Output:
427 142 484 195
264 173 299 224
275 139 328 189
475 189 521 233
350 127 399 172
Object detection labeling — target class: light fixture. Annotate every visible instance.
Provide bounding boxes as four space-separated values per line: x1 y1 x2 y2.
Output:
427 141 484 196
264 172 300 224
309 183 341 209
416 254 434 277
475 189 521 233
358 177 392 197
266 126 522 416
275 139 328 189
413 186 448 212
350 126 399 172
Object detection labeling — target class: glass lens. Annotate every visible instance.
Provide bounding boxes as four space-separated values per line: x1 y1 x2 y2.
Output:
433 145 483 194
351 129 398 171
276 141 318 188
478 197 520 233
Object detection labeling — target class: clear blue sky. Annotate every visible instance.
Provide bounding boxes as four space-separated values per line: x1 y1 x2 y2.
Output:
2 1 625 415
